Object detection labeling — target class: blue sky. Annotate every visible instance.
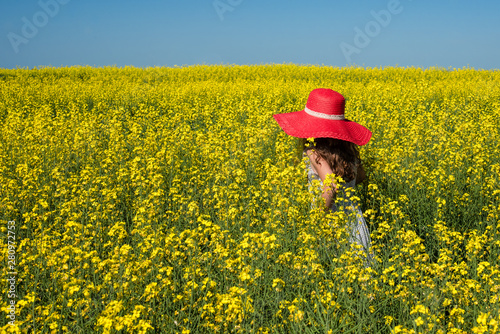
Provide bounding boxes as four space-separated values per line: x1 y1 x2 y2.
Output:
1 0 499 69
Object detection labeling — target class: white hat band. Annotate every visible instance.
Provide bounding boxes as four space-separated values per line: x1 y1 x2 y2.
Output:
304 106 345 120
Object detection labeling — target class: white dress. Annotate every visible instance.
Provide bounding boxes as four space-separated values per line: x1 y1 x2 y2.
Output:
304 151 373 266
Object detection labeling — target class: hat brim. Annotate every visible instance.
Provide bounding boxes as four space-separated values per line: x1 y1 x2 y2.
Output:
273 110 372 146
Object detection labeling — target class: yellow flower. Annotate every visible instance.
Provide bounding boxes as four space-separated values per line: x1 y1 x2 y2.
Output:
239 269 251 281
272 278 285 292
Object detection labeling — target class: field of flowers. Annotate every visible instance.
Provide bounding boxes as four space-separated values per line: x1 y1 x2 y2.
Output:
1 64 499 333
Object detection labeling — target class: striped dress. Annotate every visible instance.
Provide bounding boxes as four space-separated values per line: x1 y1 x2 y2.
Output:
304 151 373 266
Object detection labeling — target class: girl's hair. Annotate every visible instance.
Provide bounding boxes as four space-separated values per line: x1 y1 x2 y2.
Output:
298 137 361 181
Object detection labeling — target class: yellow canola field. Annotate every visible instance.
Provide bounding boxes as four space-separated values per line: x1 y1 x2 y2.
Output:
0 65 499 333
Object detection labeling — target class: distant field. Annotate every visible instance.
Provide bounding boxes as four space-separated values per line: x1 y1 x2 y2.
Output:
1 65 499 333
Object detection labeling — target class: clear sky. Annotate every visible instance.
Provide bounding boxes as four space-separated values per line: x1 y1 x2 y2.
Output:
1 0 499 69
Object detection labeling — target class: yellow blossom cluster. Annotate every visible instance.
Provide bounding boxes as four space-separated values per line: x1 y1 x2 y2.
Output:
0 65 499 333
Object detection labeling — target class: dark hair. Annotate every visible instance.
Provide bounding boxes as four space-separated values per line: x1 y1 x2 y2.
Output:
298 137 361 181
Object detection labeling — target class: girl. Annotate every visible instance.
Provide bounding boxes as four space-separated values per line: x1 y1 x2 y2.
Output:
273 88 373 265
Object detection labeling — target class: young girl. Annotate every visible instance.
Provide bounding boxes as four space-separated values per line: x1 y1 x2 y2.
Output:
273 88 373 264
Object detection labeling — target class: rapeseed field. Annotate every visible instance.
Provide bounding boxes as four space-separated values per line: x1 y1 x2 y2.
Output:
1 65 499 333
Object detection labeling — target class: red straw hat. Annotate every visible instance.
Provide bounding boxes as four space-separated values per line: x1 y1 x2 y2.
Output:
272 88 372 146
